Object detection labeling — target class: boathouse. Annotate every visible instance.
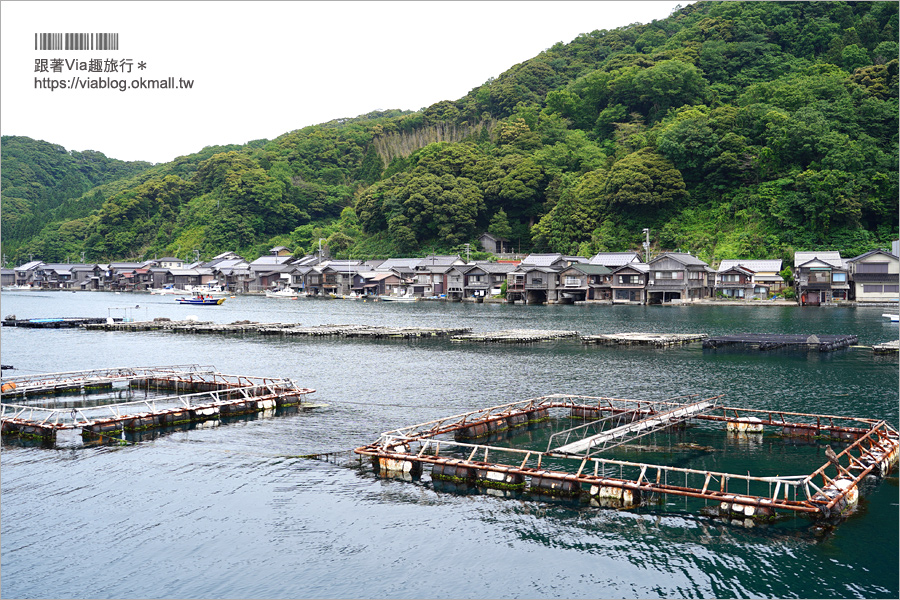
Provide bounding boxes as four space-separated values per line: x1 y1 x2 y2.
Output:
716 259 785 298
557 264 613 302
794 251 849 305
646 253 713 303
610 263 648 304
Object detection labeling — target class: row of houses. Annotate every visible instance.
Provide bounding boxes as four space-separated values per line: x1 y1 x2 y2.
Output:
3 246 897 305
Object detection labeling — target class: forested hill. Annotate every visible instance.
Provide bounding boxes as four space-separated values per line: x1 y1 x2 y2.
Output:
3 1 898 266
1 136 154 258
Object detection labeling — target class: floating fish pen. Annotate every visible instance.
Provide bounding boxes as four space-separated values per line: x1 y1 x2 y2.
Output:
582 332 709 347
702 333 858 352
355 394 899 525
82 318 213 331
84 320 474 339
2 317 121 328
449 329 579 343
1 365 315 446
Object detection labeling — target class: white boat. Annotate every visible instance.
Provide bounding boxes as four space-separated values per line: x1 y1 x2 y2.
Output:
882 313 899 322
378 293 417 302
266 288 303 299
184 284 229 296
1 285 36 291
149 286 181 295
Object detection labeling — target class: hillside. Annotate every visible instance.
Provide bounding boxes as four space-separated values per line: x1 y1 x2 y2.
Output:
3 1 897 265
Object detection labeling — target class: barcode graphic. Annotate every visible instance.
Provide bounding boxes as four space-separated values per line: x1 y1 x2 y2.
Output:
35 33 119 51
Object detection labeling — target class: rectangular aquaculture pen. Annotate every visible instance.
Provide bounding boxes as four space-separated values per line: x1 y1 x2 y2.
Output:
354 394 899 525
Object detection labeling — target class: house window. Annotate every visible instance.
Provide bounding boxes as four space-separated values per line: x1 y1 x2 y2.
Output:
832 272 847 282
619 275 640 284
654 271 683 280
722 274 740 283
886 285 900 293
532 277 543 285
863 285 883 293
858 262 889 274
689 271 702 280
565 276 580 286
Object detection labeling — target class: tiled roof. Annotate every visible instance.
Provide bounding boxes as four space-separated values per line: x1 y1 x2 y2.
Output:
589 252 642 266
375 258 423 271
651 252 709 267
567 264 612 275
847 249 899 263
794 251 842 268
521 254 563 267
717 259 782 273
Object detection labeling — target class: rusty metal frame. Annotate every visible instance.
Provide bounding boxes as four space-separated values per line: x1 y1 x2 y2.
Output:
1 366 314 430
355 394 900 521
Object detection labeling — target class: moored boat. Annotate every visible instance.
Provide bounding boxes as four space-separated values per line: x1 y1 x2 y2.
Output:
265 288 303 299
378 293 417 302
150 286 181 295
176 293 225 306
882 313 899 322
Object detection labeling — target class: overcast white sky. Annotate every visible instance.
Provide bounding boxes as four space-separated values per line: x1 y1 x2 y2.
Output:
2 1 689 164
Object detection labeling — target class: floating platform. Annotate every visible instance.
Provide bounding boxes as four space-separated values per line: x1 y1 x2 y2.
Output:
1 365 315 445
355 394 899 525
873 339 900 354
2 317 121 328
449 329 579 343
702 333 858 352
582 332 708 347
84 320 473 339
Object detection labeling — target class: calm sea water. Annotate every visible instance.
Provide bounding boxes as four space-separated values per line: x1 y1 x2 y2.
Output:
1 291 898 599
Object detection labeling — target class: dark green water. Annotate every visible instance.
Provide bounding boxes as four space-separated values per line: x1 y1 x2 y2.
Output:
1 291 898 598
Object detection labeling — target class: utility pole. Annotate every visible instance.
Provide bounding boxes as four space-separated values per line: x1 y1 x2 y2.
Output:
464 243 470 263
642 229 650 263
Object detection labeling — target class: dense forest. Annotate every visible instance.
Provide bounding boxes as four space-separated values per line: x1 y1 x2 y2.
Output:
2 1 898 266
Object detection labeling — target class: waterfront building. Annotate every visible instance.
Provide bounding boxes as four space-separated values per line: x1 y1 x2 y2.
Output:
846 250 900 303
646 253 712 303
794 251 849 305
558 263 614 302
715 259 785 298
610 263 649 304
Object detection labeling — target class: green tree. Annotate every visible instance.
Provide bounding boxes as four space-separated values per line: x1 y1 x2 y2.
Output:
604 148 687 210
488 209 513 239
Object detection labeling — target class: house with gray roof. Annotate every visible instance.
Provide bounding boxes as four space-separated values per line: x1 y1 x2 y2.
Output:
458 263 517 300
716 259 784 298
14 260 44 287
478 232 513 255
646 253 712 303
558 263 613 302
846 250 899 303
793 251 849 305
611 263 649 304
505 265 561 304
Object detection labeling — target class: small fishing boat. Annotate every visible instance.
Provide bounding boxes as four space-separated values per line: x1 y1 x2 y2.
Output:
265 288 303 299
882 313 899 322
149 285 181 295
176 293 225 306
378 293 417 302
185 284 229 296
